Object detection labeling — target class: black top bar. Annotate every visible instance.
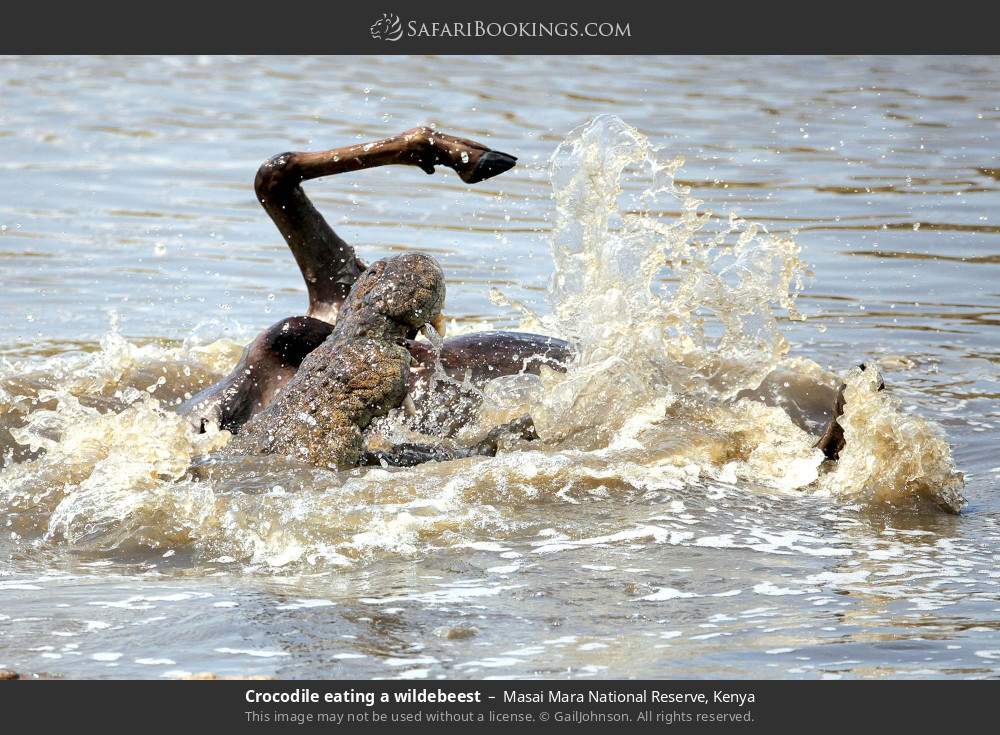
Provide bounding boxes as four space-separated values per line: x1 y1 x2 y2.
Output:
3 0 998 54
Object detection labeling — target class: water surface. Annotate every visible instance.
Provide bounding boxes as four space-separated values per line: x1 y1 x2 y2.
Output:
1 56 998 679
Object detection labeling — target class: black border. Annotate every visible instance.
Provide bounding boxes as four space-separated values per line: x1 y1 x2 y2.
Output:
3 0 998 53
2 679 997 732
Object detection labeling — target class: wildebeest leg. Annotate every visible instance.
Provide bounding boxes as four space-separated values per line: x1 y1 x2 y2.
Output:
177 316 333 433
361 416 539 468
255 127 517 323
179 128 517 435
815 363 885 461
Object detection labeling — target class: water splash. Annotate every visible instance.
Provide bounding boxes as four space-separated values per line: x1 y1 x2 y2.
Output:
481 115 963 510
547 115 806 399
819 364 965 512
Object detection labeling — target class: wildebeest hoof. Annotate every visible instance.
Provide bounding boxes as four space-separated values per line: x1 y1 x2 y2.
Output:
466 150 517 184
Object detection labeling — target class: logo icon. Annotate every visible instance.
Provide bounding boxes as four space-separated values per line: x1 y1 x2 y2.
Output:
370 13 403 41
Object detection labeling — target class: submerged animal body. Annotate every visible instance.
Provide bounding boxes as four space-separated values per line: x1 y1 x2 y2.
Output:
227 253 444 468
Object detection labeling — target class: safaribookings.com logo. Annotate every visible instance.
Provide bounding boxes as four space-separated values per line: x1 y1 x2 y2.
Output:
370 13 404 41
369 13 631 42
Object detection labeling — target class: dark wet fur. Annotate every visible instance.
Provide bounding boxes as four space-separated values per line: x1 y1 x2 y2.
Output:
177 316 333 433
